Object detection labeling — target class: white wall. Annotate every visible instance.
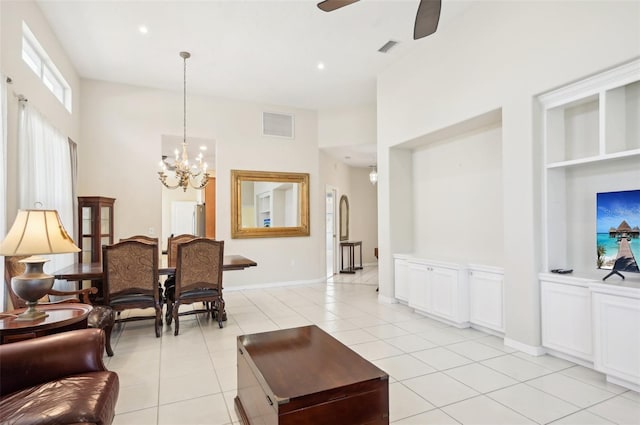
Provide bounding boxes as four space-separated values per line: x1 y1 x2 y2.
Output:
318 104 379 268
1 1 82 309
377 1 640 348
348 167 378 265
319 151 379 270
1 0 81 223
318 103 376 148
411 122 503 265
79 79 324 288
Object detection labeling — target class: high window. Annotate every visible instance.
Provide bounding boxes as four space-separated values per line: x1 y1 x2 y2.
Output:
22 22 72 112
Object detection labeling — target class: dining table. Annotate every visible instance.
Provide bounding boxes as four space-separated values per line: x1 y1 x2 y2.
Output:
53 254 257 281
53 255 257 307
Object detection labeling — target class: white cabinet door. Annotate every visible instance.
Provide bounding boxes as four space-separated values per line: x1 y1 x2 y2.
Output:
541 280 592 362
408 263 430 313
469 269 504 332
394 259 410 303
592 293 640 387
429 266 458 321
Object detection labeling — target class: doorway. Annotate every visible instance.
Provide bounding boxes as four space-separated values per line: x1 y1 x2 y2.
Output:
325 186 337 279
171 201 197 235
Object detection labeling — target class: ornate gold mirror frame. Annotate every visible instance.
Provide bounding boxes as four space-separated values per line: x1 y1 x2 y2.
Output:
339 195 349 241
231 170 310 238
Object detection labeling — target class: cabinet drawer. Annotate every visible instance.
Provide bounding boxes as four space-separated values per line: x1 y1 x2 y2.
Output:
280 385 388 425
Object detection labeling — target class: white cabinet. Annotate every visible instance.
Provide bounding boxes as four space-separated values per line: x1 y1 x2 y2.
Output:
592 289 640 390
394 257 410 303
540 276 593 362
540 275 640 390
408 262 430 313
429 266 461 322
408 259 468 326
469 265 504 333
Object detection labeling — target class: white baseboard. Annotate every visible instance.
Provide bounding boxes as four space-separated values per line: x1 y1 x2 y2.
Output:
377 294 397 304
504 337 546 356
470 323 504 338
607 375 640 393
225 277 326 292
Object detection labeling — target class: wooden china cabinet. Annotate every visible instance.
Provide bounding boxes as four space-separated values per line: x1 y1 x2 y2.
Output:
78 196 115 264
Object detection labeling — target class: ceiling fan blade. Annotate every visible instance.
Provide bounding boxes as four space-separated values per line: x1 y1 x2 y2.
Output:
317 0 359 12
413 0 441 39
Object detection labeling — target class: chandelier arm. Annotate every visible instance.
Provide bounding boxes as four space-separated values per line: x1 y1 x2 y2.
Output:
188 173 210 190
158 173 181 190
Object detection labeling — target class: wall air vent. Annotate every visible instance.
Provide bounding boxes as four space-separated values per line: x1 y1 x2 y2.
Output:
263 112 295 139
378 40 399 53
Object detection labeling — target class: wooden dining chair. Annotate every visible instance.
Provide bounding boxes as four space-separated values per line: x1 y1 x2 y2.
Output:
167 238 225 335
119 235 159 244
163 234 197 315
102 240 163 337
4 256 116 356
166 234 197 268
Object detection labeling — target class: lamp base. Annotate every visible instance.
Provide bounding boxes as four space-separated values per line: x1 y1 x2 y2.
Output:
14 301 48 322
11 257 54 321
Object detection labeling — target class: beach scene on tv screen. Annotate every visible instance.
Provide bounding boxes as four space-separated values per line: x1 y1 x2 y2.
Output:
596 189 640 272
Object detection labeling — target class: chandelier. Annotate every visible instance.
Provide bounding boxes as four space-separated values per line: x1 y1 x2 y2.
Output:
369 165 378 185
158 51 209 191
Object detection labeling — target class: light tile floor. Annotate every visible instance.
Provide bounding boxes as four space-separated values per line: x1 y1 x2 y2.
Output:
108 267 640 425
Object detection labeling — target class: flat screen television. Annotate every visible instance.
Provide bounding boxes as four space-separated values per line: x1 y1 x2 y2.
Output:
596 189 640 280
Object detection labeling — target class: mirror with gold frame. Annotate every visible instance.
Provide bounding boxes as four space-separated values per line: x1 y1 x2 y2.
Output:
339 195 349 241
231 170 310 238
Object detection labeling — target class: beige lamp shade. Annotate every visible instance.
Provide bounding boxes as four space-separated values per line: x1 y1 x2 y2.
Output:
0 209 80 256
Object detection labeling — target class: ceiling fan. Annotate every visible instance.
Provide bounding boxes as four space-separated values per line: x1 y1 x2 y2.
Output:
317 0 441 40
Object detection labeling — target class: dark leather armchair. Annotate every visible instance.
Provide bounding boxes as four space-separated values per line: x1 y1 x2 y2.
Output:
167 238 225 334
0 328 119 425
4 256 116 356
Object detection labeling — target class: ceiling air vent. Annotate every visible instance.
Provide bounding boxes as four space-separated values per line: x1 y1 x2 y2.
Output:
263 112 294 139
378 40 399 53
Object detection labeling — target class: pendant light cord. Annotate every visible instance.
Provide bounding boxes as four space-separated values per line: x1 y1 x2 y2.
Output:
183 53 187 144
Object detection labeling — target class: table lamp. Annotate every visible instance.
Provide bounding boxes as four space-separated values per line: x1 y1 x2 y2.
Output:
0 209 80 321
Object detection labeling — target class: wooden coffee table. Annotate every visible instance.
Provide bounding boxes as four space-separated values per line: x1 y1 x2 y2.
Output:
0 303 92 344
235 325 389 425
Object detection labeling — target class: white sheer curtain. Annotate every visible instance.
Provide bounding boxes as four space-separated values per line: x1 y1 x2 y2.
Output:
0 75 7 309
18 102 75 290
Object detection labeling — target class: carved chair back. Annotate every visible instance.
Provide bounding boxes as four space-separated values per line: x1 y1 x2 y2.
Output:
119 235 159 244
168 238 225 334
167 234 197 267
102 240 159 300
175 238 224 295
102 240 162 337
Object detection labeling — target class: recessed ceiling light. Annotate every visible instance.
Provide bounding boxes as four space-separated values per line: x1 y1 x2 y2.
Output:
317 62 325 70
138 25 149 34
200 145 207 151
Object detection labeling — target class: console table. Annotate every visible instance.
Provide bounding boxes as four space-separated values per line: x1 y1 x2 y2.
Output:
235 325 388 424
0 304 92 344
340 241 363 274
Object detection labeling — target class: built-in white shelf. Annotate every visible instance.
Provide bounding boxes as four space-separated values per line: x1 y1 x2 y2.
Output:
538 58 640 392
540 58 640 274
545 148 640 169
